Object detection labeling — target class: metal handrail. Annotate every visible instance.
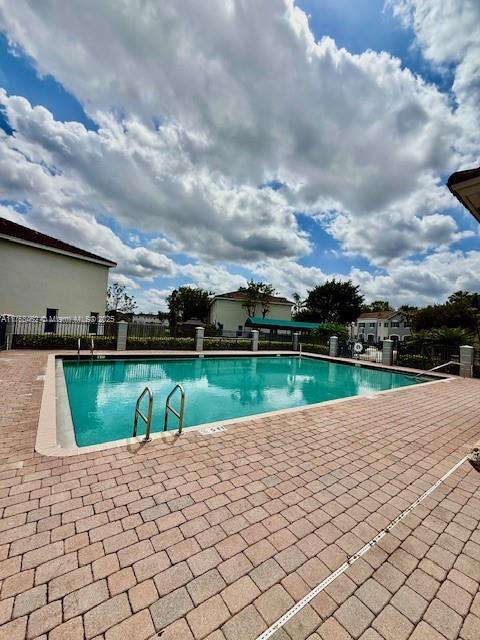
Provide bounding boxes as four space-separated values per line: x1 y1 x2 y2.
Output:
133 386 153 442
90 338 94 357
415 360 460 378
164 384 185 434
77 338 81 357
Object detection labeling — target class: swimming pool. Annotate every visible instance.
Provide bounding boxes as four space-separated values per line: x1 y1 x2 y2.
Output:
63 355 425 447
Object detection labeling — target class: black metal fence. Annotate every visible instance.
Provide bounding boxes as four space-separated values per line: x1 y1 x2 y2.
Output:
127 323 167 339
5 318 473 372
299 335 329 355
11 318 116 336
396 341 460 372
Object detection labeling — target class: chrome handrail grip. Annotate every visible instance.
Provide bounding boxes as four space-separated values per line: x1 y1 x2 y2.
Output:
414 360 459 379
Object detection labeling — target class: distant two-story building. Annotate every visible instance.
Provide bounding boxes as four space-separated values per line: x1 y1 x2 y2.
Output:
351 311 411 343
132 313 168 326
209 290 293 333
0 216 116 336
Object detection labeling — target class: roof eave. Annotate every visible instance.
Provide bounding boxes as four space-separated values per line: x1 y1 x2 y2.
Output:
0 233 117 267
447 168 480 223
212 295 293 305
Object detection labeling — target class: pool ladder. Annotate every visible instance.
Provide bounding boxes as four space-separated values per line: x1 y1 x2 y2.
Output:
76 338 95 359
133 386 154 442
164 384 185 434
133 383 185 442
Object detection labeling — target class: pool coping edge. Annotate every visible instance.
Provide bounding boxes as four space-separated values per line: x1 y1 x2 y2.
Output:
35 351 451 458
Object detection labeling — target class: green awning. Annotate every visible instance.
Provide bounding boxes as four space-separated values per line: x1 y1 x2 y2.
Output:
245 316 321 331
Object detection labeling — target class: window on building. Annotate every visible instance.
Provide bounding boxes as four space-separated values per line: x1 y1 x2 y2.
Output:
369 322 375 327
359 323 365 328
403 320 410 327
44 308 58 334
89 312 99 334
384 322 389 327
391 322 399 327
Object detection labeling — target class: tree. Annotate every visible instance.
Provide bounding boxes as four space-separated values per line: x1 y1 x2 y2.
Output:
166 286 212 329
300 279 364 324
408 327 473 348
413 298 479 337
238 281 276 318
311 323 349 342
259 284 276 318
292 292 305 314
447 291 480 309
363 300 392 313
106 282 137 314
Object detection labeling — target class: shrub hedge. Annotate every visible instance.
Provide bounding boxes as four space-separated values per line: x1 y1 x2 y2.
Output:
12 335 301 353
12 334 116 349
396 354 458 373
258 341 295 351
299 343 329 355
396 354 432 369
126 337 195 350
203 339 252 350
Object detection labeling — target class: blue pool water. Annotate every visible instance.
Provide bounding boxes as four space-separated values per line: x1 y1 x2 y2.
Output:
63 356 425 446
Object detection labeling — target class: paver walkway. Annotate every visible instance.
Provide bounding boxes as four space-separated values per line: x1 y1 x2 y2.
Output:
0 350 479 640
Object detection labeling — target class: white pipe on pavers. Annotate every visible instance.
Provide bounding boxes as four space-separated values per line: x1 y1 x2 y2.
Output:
255 455 469 640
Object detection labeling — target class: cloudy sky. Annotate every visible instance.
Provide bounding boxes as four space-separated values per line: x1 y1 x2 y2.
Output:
0 0 478 311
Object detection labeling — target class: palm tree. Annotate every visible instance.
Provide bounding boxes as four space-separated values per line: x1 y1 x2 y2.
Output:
292 292 304 315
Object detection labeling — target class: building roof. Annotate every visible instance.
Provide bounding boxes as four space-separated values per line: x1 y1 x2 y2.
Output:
181 318 206 326
245 316 320 330
447 167 480 222
212 290 293 305
357 311 399 320
0 216 117 267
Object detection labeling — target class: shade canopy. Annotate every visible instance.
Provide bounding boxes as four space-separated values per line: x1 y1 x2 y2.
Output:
245 316 320 332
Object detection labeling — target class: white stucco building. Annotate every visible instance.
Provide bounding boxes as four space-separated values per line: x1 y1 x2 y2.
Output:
209 290 293 332
352 311 411 343
0 217 116 327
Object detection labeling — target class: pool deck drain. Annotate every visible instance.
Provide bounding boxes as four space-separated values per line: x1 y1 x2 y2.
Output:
0 349 479 640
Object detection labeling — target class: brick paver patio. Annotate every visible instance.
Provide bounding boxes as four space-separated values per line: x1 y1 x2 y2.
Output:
0 350 479 640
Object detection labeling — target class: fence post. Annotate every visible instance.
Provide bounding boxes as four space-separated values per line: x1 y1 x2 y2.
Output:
382 339 393 366
251 330 259 352
329 336 338 357
5 321 14 350
195 327 205 352
292 332 299 351
460 345 474 378
116 321 128 351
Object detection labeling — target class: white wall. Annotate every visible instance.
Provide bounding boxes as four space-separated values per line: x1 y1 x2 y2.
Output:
209 298 292 331
0 239 110 318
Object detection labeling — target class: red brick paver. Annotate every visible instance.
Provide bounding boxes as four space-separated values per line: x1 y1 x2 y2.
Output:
0 350 479 639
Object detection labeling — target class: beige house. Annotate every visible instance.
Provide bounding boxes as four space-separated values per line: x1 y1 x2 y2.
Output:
352 311 411 343
209 290 293 332
0 217 116 328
